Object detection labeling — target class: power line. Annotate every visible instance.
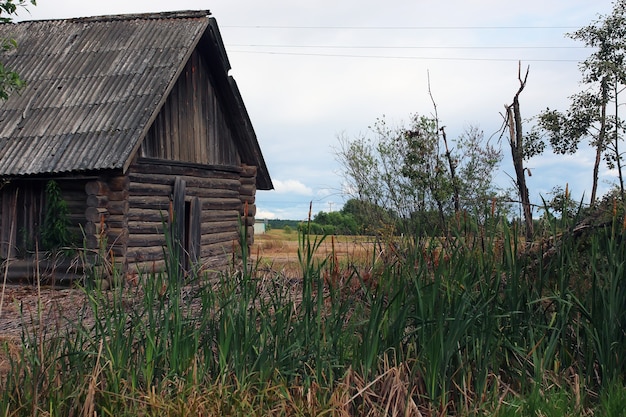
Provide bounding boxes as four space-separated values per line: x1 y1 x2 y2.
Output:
228 49 584 63
227 43 586 50
224 25 578 30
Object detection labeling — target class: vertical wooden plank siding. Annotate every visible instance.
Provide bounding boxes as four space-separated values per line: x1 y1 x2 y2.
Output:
0 179 87 259
141 49 241 168
189 196 201 266
172 176 186 274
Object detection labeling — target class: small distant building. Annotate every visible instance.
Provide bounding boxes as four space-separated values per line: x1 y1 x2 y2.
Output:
254 219 268 235
0 10 273 282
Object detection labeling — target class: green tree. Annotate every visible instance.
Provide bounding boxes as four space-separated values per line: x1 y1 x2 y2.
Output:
532 0 626 205
336 114 502 237
41 180 73 251
0 0 36 100
340 198 395 235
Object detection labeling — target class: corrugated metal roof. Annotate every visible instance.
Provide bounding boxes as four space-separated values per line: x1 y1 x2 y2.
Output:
0 10 211 176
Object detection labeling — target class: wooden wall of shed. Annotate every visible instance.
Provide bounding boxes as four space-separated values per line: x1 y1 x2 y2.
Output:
126 160 243 274
0 178 88 281
140 49 240 167
84 175 130 276
239 164 257 246
0 179 88 258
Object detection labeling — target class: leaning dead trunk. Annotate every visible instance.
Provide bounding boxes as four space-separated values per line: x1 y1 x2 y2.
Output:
506 63 533 242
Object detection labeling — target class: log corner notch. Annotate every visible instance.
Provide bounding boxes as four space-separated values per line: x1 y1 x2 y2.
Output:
84 175 130 275
240 164 257 247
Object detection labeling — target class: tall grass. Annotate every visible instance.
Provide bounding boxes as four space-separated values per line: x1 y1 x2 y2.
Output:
1 207 626 415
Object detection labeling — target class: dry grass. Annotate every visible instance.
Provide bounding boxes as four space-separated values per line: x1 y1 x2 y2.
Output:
251 230 375 278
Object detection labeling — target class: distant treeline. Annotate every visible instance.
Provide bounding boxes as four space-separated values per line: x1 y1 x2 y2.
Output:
267 219 301 230
266 199 397 236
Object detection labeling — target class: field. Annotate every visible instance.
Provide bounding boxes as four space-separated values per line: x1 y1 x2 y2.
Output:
251 229 375 277
1 218 626 416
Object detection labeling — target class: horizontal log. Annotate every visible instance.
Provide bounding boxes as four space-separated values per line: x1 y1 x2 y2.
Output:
67 213 86 224
127 233 167 248
199 198 242 211
106 215 127 229
240 164 257 176
60 189 87 200
128 221 166 234
107 176 130 192
200 220 240 235
201 210 239 222
127 208 170 222
129 182 171 196
200 241 237 258
239 183 256 197
65 202 88 214
200 231 238 246
87 194 108 208
85 207 108 223
131 161 240 179
85 180 109 196
186 187 240 199
240 195 255 205
126 246 166 263
240 204 256 218
128 195 170 210
128 171 241 190
83 234 99 249
106 228 129 245
108 190 129 201
83 221 105 236
107 200 129 215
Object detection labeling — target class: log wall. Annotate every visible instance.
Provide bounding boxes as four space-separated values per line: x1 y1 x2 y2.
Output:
84 175 130 274
239 164 257 247
0 159 259 281
126 159 245 274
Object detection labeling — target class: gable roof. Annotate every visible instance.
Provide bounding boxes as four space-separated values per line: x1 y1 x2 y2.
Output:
0 10 272 190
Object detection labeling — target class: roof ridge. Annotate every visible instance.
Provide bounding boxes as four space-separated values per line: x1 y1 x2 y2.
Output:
68 10 211 23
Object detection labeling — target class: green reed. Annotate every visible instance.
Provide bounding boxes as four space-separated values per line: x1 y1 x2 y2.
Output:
2 206 626 415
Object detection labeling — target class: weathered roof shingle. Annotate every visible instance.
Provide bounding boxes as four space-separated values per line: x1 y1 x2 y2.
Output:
0 10 272 189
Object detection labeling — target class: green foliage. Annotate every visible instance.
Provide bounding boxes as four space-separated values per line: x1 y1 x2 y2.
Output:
41 180 73 251
0 0 36 23
531 0 626 203
3 207 626 415
267 219 300 229
336 114 503 236
0 1 35 99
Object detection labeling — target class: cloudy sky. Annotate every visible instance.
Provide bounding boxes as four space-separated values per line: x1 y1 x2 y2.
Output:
17 1 618 220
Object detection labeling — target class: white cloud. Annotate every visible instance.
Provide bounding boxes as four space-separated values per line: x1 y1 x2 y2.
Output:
255 208 276 220
272 179 313 195
21 0 621 217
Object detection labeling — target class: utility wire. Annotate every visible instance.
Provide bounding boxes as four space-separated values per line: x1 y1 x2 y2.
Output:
223 25 578 30
227 43 586 50
228 49 584 63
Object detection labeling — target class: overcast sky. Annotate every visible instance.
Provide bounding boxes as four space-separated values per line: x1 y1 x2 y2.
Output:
18 1 618 220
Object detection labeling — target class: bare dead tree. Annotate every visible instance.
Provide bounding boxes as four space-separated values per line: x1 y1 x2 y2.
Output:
505 63 534 241
427 71 460 214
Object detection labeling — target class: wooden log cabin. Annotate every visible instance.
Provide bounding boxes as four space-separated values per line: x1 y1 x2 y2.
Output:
0 11 273 283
